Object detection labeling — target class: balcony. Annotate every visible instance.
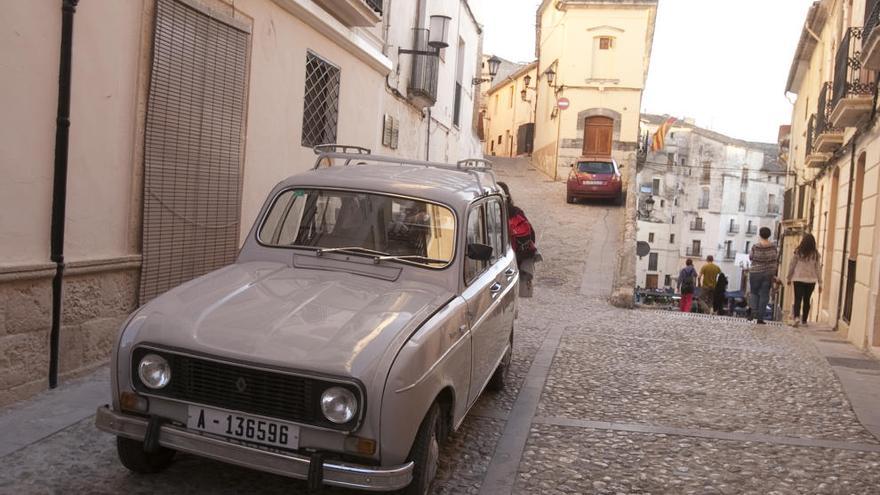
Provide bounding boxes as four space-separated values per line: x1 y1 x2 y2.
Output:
830 27 877 128
686 247 702 257
724 251 736 261
746 225 757 235
728 224 740 234
313 0 383 27
861 0 880 69
813 82 844 152
690 220 705 232
407 29 439 109
805 114 831 168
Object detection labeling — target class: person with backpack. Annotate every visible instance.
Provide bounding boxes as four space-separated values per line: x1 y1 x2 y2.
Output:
498 182 538 297
786 233 822 327
713 271 729 315
677 259 698 312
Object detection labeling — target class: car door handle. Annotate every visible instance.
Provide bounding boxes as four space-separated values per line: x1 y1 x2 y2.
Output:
489 282 503 296
504 268 516 279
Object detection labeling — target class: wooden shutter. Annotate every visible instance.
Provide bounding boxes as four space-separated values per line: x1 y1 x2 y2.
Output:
139 0 250 302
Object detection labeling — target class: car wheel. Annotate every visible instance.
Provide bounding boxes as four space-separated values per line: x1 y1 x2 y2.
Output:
402 403 443 495
566 195 575 204
614 191 624 206
116 436 176 474
488 330 513 392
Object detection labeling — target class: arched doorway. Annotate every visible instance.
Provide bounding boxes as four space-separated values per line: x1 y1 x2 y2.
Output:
583 116 613 157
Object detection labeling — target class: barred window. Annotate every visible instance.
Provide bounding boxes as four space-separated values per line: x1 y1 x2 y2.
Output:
302 52 341 147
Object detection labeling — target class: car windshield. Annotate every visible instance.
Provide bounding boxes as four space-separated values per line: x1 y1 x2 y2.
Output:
258 189 456 267
577 161 615 174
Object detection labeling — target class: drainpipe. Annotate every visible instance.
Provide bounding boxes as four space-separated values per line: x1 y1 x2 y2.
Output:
49 0 78 389
836 139 856 326
426 107 431 161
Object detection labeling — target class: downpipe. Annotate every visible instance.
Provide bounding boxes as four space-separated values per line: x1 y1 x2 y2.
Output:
49 0 79 388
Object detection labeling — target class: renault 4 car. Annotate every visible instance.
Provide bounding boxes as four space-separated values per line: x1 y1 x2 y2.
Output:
95 146 518 494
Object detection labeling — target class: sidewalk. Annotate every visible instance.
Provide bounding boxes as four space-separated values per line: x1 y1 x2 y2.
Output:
0 367 109 458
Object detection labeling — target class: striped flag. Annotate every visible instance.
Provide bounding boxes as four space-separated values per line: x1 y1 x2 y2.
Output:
650 117 677 152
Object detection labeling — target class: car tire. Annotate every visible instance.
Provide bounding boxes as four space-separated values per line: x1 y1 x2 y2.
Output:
488 330 513 392
402 403 443 495
566 195 575 204
614 191 624 206
116 436 176 474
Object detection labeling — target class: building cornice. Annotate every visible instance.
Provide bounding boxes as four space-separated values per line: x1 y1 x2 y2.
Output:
785 0 829 93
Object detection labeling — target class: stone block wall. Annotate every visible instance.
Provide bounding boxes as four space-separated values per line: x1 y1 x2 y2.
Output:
0 259 140 407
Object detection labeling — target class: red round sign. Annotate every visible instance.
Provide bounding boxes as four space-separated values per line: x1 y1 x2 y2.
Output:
557 97 570 110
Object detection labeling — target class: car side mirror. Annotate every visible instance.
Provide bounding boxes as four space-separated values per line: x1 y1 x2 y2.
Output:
467 243 493 261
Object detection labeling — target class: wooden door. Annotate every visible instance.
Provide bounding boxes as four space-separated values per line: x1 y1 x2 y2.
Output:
645 274 659 289
583 116 613 157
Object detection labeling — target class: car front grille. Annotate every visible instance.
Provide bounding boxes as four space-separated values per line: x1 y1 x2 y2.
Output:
131 347 362 431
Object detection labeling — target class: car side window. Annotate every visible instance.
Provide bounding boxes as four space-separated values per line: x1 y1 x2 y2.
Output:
486 198 505 262
465 204 487 283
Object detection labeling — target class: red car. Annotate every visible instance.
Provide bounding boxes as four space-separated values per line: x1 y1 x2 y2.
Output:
566 157 623 205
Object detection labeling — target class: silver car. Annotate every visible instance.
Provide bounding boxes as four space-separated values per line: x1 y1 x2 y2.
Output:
95 146 518 494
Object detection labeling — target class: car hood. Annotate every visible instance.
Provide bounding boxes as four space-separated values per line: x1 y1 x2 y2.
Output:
126 261 453 380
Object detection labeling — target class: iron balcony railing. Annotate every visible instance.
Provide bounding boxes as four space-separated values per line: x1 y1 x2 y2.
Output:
364 0 383 15
832 27 877 111
746 225 757 235
697 199 709 209
408 28 439 105
728 224 740 234
806 114 816 155
690 220 705 231
686 247 702 257
815 82 842 139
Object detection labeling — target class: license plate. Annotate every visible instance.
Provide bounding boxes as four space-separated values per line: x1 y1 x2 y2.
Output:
582 180 604 185
187 405 299 450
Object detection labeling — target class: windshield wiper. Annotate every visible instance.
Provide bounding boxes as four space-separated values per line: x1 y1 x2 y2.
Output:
372 254 448 265
315 246 389 257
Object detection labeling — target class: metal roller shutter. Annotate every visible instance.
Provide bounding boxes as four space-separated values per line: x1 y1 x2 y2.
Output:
140 0 250 302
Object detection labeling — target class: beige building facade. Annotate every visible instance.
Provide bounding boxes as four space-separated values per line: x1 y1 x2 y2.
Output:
0 0 484 405
784 0 880 352
484 62 538 157
532 0 657 179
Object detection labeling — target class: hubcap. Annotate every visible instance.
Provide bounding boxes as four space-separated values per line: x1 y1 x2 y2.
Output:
426 424 440 484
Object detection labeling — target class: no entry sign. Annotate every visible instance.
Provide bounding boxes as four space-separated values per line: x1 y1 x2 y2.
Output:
557 97 570 110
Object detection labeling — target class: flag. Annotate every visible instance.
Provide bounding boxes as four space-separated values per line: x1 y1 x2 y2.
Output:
651 117 677 152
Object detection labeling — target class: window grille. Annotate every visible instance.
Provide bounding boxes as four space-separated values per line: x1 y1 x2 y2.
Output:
302 53 341 147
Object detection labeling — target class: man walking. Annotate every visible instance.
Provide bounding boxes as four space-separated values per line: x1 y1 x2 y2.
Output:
698 255 721 313
749 227 779 324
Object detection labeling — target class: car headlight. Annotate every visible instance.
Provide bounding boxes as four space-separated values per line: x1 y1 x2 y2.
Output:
138 353 171 389
320 387 358 424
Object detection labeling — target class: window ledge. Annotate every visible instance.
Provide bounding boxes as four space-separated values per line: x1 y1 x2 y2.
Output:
272 0 392 75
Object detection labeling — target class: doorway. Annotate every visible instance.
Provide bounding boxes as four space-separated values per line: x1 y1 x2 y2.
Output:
583 116 613 156
645 274 659 289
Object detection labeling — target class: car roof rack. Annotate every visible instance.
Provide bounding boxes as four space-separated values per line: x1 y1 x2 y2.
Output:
311 145 498 196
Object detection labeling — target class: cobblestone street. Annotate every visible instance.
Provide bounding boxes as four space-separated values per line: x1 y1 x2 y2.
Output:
2 157 880 494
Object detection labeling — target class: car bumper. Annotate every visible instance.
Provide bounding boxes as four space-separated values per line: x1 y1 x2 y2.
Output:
567 184 621 198
95 405 413 492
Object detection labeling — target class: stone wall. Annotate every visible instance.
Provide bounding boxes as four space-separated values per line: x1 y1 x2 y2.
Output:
0 258 140 407
610 151 638 308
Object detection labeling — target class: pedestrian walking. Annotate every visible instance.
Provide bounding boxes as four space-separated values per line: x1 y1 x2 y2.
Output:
698 255 721 313
786 233 822 327
713 271 729 315
677 259 698 313
749 227 779 324
498 181 539 297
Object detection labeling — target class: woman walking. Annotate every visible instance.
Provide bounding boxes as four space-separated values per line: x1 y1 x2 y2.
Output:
749 227 778 324
786 233 822 326
677 259 698 313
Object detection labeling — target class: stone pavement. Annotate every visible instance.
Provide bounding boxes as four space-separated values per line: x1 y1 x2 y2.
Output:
2 157 880 494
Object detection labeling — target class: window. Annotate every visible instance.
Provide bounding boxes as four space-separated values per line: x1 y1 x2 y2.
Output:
664 274 672 286
648 252 658 271
745 241 750 253
667 153 675 168
660 199 665 208
453 38 465 127
259 189 456 268
701 161 711 183
739 192 746 211
652 178 661 195
671 215 676 224
680 157 686 166
486 199 505 262
741 172 749 186
508 86 514 108
577 161 615 174
302 52 341 147
648 233 655 243
498 135 502 145
599 37 613 49
669 234 675 243
493 94 499 115
465 205 487 282
674 197 679 206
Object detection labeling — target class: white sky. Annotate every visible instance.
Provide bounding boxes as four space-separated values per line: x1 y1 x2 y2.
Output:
470 0 815 143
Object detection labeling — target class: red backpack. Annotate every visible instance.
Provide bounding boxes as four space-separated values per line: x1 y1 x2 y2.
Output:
509 212 537 257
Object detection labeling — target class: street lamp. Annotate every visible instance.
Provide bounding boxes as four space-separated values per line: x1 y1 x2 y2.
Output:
544 67 556 86
428 15 451 48
523 74 532 87
520 88 528 101
644 195 655 215
472 55 502 85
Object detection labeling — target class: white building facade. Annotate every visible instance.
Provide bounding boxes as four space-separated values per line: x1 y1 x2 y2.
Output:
636 115 785 293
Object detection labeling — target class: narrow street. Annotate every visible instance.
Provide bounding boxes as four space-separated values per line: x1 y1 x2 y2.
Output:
2 157 880 494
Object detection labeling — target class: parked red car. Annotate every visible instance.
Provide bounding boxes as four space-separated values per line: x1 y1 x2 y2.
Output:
566 157 623 205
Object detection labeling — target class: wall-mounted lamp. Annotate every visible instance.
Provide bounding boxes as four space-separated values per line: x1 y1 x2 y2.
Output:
472 55 502 85
544 67 556 86
520 89 528 101
523 74 532 87
428 15 451 48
